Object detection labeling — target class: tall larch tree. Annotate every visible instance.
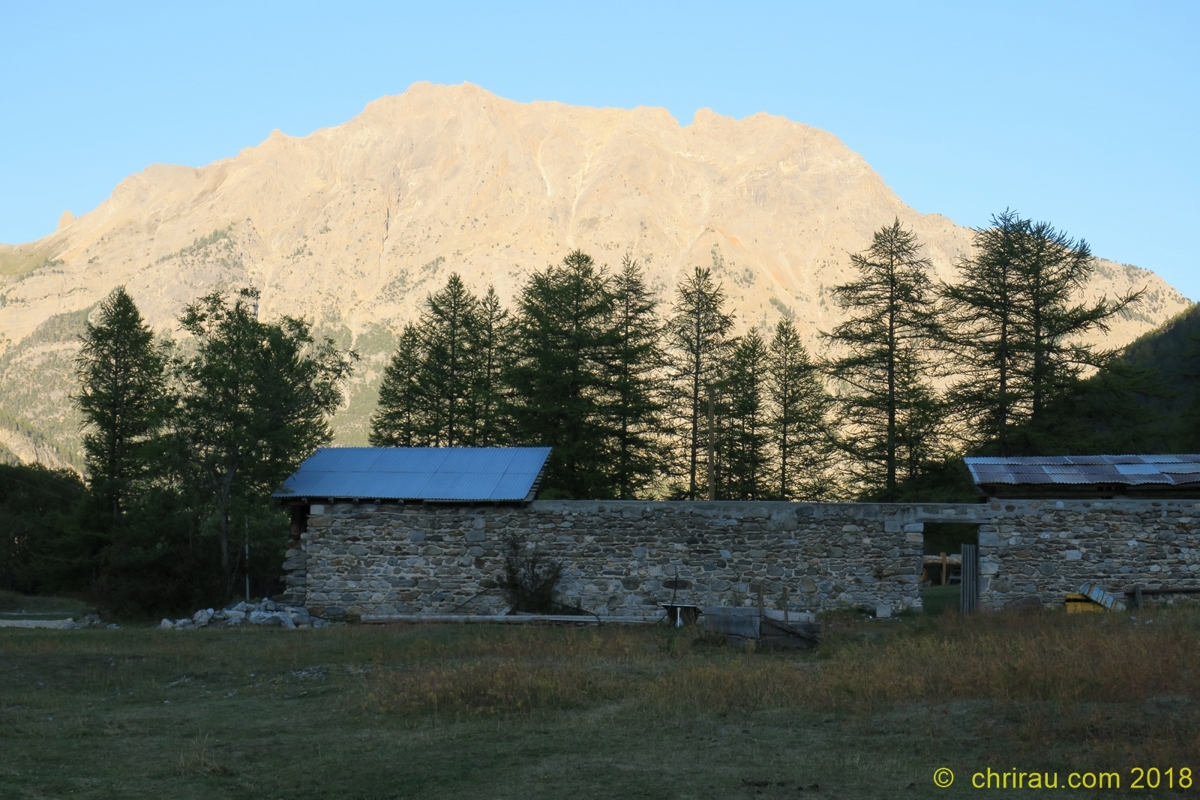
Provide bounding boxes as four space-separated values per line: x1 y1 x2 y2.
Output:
719 328 772 500
825 219 942 501
665 263 736 499
604 255 667 498
943 210 1140 454
767 319 834 500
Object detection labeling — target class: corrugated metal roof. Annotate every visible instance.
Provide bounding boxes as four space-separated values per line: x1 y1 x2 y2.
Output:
964 455 1200 487
273 447 552 502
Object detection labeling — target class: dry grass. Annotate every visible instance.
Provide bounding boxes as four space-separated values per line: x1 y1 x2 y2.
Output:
5 606 1200 798
364 624 658 662
364 660 628 716
361 609 1200 721
176 733 230 776
805 610 1200 708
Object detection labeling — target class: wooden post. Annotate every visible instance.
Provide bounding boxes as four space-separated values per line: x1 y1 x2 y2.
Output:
940 552 948 586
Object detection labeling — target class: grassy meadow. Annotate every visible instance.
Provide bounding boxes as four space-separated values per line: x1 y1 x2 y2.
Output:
2 595 1199 799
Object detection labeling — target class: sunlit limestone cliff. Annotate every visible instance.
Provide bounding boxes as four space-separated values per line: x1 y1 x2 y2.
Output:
0 82 1186 466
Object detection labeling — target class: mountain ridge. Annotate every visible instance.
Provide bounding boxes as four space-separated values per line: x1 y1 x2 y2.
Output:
0 81 1189 467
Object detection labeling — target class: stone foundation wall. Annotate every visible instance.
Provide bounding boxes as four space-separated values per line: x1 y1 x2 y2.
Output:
297 500 926 618
286 497 1200 618
972 498 1200 609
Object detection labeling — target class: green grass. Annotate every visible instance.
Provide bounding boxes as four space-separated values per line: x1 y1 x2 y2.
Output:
922 584 960 616
0 589 91 618
2 610 1198 798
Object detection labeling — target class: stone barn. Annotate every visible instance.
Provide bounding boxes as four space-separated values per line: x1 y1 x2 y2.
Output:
274 448 1200 618
962 454 1200 609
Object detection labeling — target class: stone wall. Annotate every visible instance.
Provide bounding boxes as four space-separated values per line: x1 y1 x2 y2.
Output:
295 500 926 619
868 498 1200 609
970 498 1200 609
285 497 1200 618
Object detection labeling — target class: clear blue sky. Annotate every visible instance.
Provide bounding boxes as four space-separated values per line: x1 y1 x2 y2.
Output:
2 1 1197 298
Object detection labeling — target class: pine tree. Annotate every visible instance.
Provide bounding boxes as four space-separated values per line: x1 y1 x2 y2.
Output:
767 319 834 500
74 287 170 525
720 329 771 499
505 250 617 498
943 210 1140 454
605 255 666 498
665 263 736 499
825 219 942 500
369 324 427 447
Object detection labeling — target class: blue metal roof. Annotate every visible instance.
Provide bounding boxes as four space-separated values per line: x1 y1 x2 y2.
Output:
273 447 552 502
965 455 1200 487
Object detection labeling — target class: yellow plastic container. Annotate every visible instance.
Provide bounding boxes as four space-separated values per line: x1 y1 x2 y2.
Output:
1065 592 1105 613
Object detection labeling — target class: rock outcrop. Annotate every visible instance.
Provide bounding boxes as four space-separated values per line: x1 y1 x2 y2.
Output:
0 82 1188 463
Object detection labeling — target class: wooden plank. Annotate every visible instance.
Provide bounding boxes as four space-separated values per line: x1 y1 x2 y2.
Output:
360 614 662 625
1079 583 1126 611
702 612 759 639
761 616 821 646
1128 587 1200 596
701 608 821 648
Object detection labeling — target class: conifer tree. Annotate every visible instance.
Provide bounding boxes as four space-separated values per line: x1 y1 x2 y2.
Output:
719 329 771 499
75 287 170 525
369 324 427 447
505 250 617 498
471 286 512 446
605 255 666 498
893 361 949 483
826 219 941 500
943 210 1140 454
417 273 480 446
767 319 834 500
666 263 736 499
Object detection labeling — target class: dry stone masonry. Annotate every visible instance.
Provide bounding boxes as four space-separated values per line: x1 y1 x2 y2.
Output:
971 498 1200 608
296 500 927 618
285 497 1200 618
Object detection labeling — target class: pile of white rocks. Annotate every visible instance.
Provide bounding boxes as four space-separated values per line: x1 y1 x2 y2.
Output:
158 599 333 630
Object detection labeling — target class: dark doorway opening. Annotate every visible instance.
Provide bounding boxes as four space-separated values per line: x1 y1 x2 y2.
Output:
921 523 980 615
